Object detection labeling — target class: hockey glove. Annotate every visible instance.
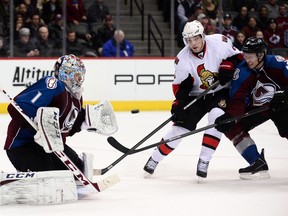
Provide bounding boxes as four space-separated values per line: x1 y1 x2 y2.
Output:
218 60 235 86
270 88 288 113
171 100 187 123
215 113 236 133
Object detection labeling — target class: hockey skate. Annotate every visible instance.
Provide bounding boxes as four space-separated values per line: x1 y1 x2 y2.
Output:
239 149 270 180
196 158 210 179
143 157 159 176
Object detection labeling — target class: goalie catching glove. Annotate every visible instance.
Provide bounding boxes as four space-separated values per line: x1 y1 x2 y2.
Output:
34 107 64 153
81 100 118 135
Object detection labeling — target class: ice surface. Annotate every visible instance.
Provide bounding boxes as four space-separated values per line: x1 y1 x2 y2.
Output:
0 111 287 215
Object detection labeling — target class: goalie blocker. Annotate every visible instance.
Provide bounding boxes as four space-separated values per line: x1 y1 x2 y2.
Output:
0 170 77 205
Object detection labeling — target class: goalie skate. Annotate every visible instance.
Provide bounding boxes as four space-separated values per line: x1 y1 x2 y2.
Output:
239 149 270 180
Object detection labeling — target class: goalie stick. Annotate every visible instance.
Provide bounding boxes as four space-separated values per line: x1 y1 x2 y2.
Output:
0 87 120 194
107 106 270 154
93 81 220 175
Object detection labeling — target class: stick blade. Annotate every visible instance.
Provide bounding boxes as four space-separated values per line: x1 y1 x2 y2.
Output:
95 174 120 192
107 136 130 154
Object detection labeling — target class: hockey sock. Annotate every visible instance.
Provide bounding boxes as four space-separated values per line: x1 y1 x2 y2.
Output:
199 134 220 161
241 144 260 164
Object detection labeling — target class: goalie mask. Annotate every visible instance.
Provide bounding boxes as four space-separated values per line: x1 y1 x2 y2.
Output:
54 54 86 97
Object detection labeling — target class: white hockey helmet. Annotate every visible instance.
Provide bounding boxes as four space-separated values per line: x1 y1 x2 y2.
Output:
54 54 86 94
182 20 205 45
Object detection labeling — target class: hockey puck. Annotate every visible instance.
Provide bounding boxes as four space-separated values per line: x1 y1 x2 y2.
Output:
131 109 139 114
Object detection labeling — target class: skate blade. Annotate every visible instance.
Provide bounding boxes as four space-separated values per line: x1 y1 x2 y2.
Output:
196 176 205 184
240 171 271 180
143 171 153 179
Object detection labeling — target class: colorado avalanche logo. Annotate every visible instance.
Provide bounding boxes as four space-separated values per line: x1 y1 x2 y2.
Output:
252 80 276 106
197 64 217 89
46 77 57 89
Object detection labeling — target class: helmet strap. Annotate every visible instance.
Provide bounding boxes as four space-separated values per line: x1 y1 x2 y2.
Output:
254 52 265 69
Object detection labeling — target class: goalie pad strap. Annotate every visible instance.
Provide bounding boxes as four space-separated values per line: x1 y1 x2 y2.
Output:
0 171 77 205
34 107 64 153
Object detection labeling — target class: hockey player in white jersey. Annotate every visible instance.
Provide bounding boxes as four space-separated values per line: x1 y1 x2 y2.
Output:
143 20 243 178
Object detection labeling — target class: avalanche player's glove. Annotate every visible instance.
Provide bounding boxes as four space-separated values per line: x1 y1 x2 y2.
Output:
215 113 236 133
270 88 288 113
171 100 187 123
218 60 235 86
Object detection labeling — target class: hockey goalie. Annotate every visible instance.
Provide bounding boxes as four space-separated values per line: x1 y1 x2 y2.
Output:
1 54 118 205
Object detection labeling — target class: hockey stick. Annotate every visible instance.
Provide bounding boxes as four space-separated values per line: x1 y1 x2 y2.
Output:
0 87 120 194
107 105 270 154
93 81 220 175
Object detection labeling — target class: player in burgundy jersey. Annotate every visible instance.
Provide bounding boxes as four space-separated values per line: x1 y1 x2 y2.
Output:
215 37 288 179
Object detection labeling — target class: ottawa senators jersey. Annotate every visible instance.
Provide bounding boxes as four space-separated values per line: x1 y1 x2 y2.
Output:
173 34 241 98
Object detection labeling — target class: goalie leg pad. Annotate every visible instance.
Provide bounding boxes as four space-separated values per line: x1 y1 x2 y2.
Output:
81 152 94 181
0 170 77 205
34 107 64 153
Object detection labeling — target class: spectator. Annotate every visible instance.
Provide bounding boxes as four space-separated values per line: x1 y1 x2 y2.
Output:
22 0 40 17
256 30 264 38
241 16 261 38
48 13 64 49
93 14 116 56
263 18 284 49
233 30 246 51
264 0 280 19
66 30 97 57
25 13 44 40
276 4 288 48
0 0 9 37
14 14 25 40
15 3 30 24
0 35 8 57
276 3 288 30
14 27 40 57
233 6 249 30
197 13 216 35
222 0 233 11
67 0 87 25
34 26 60 57
202 0 218 21
102 29 134 57
87 0 110 23
257 5 270 31
233 0 258 12
41 0 62 25
218 13 238 43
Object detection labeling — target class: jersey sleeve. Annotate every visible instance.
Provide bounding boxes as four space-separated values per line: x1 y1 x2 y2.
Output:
172 56 194 101
225 63 252 116
219 34 242 60
11 76 66 120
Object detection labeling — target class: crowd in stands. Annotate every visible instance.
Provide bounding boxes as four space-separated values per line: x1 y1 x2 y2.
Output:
0 0 134 57
0 0 287 57
173 0 288 55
